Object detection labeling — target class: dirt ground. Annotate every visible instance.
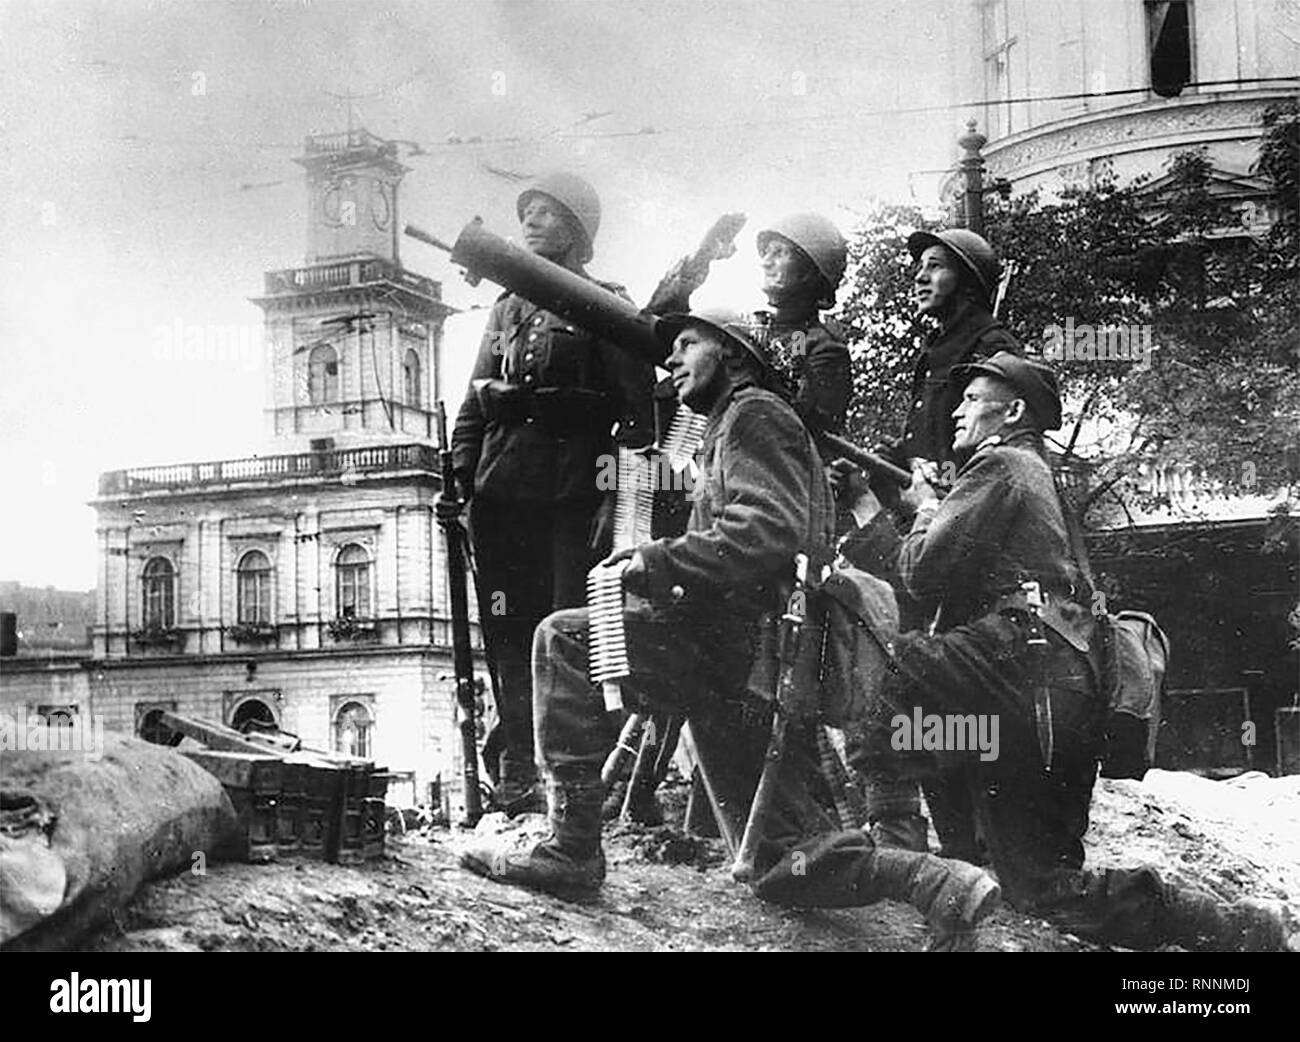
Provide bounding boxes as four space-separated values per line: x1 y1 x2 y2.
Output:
76 769 1300 953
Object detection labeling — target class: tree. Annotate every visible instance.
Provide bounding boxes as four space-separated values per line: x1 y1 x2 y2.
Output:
834 100 1300 528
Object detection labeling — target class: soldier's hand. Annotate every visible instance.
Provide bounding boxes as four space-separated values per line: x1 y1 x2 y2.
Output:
694 212 747 264
900 460 940 513
827 458 868 503
621 550 649 596
434 492 464 523
599 546 637 569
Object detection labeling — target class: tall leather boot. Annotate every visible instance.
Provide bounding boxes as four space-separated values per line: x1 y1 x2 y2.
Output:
865 848 1001 951
1157 888 1295 952
460 769 607 899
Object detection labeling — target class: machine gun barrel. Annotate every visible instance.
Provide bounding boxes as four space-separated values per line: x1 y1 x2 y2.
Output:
405 219 665 364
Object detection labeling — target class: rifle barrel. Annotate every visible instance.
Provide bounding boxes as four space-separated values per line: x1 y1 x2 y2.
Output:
815 431 912 485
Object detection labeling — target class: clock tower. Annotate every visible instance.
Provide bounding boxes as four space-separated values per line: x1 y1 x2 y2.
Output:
299 126 406 264
253 128 453 451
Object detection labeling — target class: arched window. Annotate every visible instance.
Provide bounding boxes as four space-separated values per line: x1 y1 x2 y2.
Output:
141 557 175 629
308 343 339 404
334 700 373 759
335 544 371 619
230 698 276 734
403 348 422 407
237 550 272 624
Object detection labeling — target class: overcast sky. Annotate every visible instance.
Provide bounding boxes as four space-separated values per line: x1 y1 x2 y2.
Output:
0 0 971 590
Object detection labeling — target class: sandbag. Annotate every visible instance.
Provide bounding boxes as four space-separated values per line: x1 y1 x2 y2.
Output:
1 727 237 950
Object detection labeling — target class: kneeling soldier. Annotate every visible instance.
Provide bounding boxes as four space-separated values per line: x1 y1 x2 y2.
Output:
842 352 1295 951
460 309 999 948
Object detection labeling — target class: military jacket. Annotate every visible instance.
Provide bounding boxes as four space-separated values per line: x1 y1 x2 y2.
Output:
899 300 1022 465
638 382 835 621
896 429 1092 648
452 286 655 504
765 316 851 434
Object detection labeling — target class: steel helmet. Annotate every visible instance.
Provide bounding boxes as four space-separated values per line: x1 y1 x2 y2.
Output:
756 213 848 292
517 172 601 262
907 228 1001 302
655 308 773 380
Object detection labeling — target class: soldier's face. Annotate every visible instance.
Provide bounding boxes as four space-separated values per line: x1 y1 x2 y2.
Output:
760 236 817 302
519 194 580 262
666 326 728 409
952 376 1015 454
914 246 962 319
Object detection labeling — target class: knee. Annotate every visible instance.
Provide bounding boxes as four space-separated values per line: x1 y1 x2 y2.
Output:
533 608 587 660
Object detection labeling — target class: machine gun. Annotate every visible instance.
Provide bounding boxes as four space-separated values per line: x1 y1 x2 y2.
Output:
405 218 664 364
434 402 483 826
405 219 911 486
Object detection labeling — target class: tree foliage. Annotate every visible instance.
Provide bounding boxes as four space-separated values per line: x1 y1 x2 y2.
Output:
833 100 1299 526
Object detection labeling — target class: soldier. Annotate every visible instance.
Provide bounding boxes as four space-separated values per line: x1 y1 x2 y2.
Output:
897 228 1022 471
843 228 1023 858
648 212 852 433
460 309 1000 950
451 172 654 816
842 351 1294 951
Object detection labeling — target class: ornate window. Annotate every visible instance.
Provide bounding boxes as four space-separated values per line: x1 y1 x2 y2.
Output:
403 348 422 408
335 544 371 620
141 556 175 629
236 549 273 625
308 343 339 404
334 700 373 759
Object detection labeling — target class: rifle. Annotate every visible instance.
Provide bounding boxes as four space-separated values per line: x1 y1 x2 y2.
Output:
731 552 814 883
434 401 483 826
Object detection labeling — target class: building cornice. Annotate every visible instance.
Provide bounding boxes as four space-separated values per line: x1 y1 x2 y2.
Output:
976 89 1296 185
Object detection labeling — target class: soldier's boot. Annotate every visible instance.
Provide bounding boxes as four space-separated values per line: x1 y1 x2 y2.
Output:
494 752 543 818
1158 889 1296 952
460 770 606 899
864 848 1001 951
861 776 931 853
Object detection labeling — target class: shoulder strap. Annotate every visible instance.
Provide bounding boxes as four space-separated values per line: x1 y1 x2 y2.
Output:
1051 470 1097 605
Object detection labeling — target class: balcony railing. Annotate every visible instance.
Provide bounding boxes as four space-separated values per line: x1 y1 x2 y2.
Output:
100 443 440 495
303 128 392 156
262 256 440 301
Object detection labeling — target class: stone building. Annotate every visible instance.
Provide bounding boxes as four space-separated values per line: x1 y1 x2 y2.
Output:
941 0 1296 220
1 128 475 809
935 0 1299 773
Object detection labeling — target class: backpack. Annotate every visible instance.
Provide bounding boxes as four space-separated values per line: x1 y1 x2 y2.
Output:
1097 609 1171 780
1053 474 1171 780
745 563 900 729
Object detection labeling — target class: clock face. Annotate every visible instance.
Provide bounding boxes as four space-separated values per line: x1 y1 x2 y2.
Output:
320 176 357 227
371 182 392 230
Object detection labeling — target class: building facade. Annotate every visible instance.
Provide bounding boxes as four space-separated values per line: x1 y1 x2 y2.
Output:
1 128 476 809
942 0 1297 221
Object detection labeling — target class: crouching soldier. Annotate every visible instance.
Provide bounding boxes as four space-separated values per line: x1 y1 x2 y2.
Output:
841 351 1295 951
459 309 999 948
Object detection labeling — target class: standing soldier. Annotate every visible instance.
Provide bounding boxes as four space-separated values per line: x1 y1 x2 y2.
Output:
648 212 852 433
847 228 1023 858
451 172 654 816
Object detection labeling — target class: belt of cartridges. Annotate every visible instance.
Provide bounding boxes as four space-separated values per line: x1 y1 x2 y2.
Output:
592 405 709 711
610 405 709 551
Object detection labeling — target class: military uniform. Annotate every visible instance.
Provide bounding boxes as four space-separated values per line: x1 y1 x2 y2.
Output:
647 257 851 435
847 428 1289 949
451 288 654 793
898 299 1022 468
